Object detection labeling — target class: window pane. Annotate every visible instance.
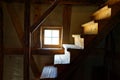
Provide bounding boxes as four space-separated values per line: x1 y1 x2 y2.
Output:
52 30 59 37
44 30 52 37
44 38 52 44
52 38 59 45
43 28 61 46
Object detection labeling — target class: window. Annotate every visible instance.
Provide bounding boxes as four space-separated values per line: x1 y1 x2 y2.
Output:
41 26 62 48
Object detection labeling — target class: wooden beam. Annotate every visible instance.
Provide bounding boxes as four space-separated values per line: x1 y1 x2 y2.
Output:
30 0 60 33
63 5 72 44
4 48 64 55
32 5 41 48
24 0 31 80
0 5 4 80
35 0 97 5
6 4 24 46
2 0 101 5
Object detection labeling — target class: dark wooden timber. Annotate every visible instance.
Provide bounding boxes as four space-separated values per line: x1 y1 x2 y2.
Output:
30 0 60 33
0 6 4 80
4 48 64 55
2 0 101 6
63 5 72 44
104 31 115 80
24 0 31 80
32 5 41 48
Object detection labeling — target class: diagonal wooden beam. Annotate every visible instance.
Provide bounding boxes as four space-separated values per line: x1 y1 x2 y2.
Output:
0 5 4 80
2 0 104 6
6 3 24 46
30 0 60 33
32 5 41 48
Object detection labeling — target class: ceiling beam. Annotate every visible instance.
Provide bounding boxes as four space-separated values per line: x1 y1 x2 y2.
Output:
4 0 100 6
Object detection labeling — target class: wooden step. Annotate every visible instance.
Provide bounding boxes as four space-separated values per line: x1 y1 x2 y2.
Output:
40 64 70 80
54 53 70 64
40 66 57 80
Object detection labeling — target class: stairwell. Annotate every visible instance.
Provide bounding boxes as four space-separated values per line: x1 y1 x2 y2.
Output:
37 1 120 80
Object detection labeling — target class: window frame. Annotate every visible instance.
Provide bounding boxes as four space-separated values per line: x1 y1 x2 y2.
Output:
41 26 63 48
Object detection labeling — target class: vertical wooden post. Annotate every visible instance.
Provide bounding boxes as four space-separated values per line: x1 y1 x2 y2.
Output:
0 5 4 80
63 5 72 44
24 0 31 80
32 5 41 48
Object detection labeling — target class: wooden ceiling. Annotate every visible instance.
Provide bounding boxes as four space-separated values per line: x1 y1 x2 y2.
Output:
1 0 107 5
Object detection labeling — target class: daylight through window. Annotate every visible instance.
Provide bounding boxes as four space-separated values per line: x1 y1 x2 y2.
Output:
44 30 59 45
42 27 62 48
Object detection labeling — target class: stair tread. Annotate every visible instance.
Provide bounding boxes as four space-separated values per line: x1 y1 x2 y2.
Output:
54 52 70 64
40 66 57 79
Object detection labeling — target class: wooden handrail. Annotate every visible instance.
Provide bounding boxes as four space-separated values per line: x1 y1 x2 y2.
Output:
30 0 60 33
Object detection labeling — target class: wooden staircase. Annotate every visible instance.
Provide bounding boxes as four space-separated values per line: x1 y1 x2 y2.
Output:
0 0 120 80
36 1 120 80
